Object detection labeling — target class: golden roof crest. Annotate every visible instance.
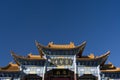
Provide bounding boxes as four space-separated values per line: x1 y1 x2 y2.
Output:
48 42 75 49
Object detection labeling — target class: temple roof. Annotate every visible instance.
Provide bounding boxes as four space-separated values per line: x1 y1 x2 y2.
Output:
11 51 45 60
77 51 110 60
36 41 86 50
35 41 86 55
11 51 46 65
101 68 120 72
0 62 19 72
77 51 110 65
101 62 120 72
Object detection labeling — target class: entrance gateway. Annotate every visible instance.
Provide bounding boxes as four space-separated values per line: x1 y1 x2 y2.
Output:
44 69 74 80
1 41 115 80
37 41 99 80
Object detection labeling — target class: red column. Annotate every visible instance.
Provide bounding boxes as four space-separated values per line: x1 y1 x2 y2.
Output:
74 73 77 80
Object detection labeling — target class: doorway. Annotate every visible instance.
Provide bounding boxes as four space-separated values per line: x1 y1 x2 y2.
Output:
44 69 74 80
79 74 98 80
22 74 42 80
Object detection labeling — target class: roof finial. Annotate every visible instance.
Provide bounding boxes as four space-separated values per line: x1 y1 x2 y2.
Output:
108 61 112 65
35 40 39 46
88 53 95 58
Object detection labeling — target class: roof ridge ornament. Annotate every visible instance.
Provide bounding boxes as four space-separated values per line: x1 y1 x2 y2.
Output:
35 40 44 58
108 61 112 65
88 53 95 59
9 62 18 67
47 41 75 48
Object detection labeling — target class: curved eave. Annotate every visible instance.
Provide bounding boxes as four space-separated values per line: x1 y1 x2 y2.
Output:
77 51 110 65
11 51 21 65
0 63 20 72
11 51 46 65
101 63 116 70
35 41 86 55
0 65 11 70
0 68 20 72
0 64 14 69
101 68 120 73
0 70 20 72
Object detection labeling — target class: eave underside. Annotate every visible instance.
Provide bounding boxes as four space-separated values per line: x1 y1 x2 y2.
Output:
35 41 86 56
77 51 110 66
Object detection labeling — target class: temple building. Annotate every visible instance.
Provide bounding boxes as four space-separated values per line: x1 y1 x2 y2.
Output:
0 41 120 80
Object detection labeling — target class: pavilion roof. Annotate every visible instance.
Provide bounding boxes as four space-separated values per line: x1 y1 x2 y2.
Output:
0 62 19 72
35 41 86 56
11 51 46 65
11 51 45 60
76 51 110 65
101 62 120 72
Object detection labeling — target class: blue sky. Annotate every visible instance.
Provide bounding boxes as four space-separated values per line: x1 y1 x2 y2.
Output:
0 0 120 67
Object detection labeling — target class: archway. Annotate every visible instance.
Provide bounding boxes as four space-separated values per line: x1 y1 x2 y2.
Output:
44 69 74 80
79 74 98 80
22 74 42 80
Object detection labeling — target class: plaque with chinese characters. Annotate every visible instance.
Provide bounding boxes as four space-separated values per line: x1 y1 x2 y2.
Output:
51 58 73 66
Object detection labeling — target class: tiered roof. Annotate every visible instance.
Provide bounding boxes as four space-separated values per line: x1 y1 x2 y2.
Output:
0 41 119 73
